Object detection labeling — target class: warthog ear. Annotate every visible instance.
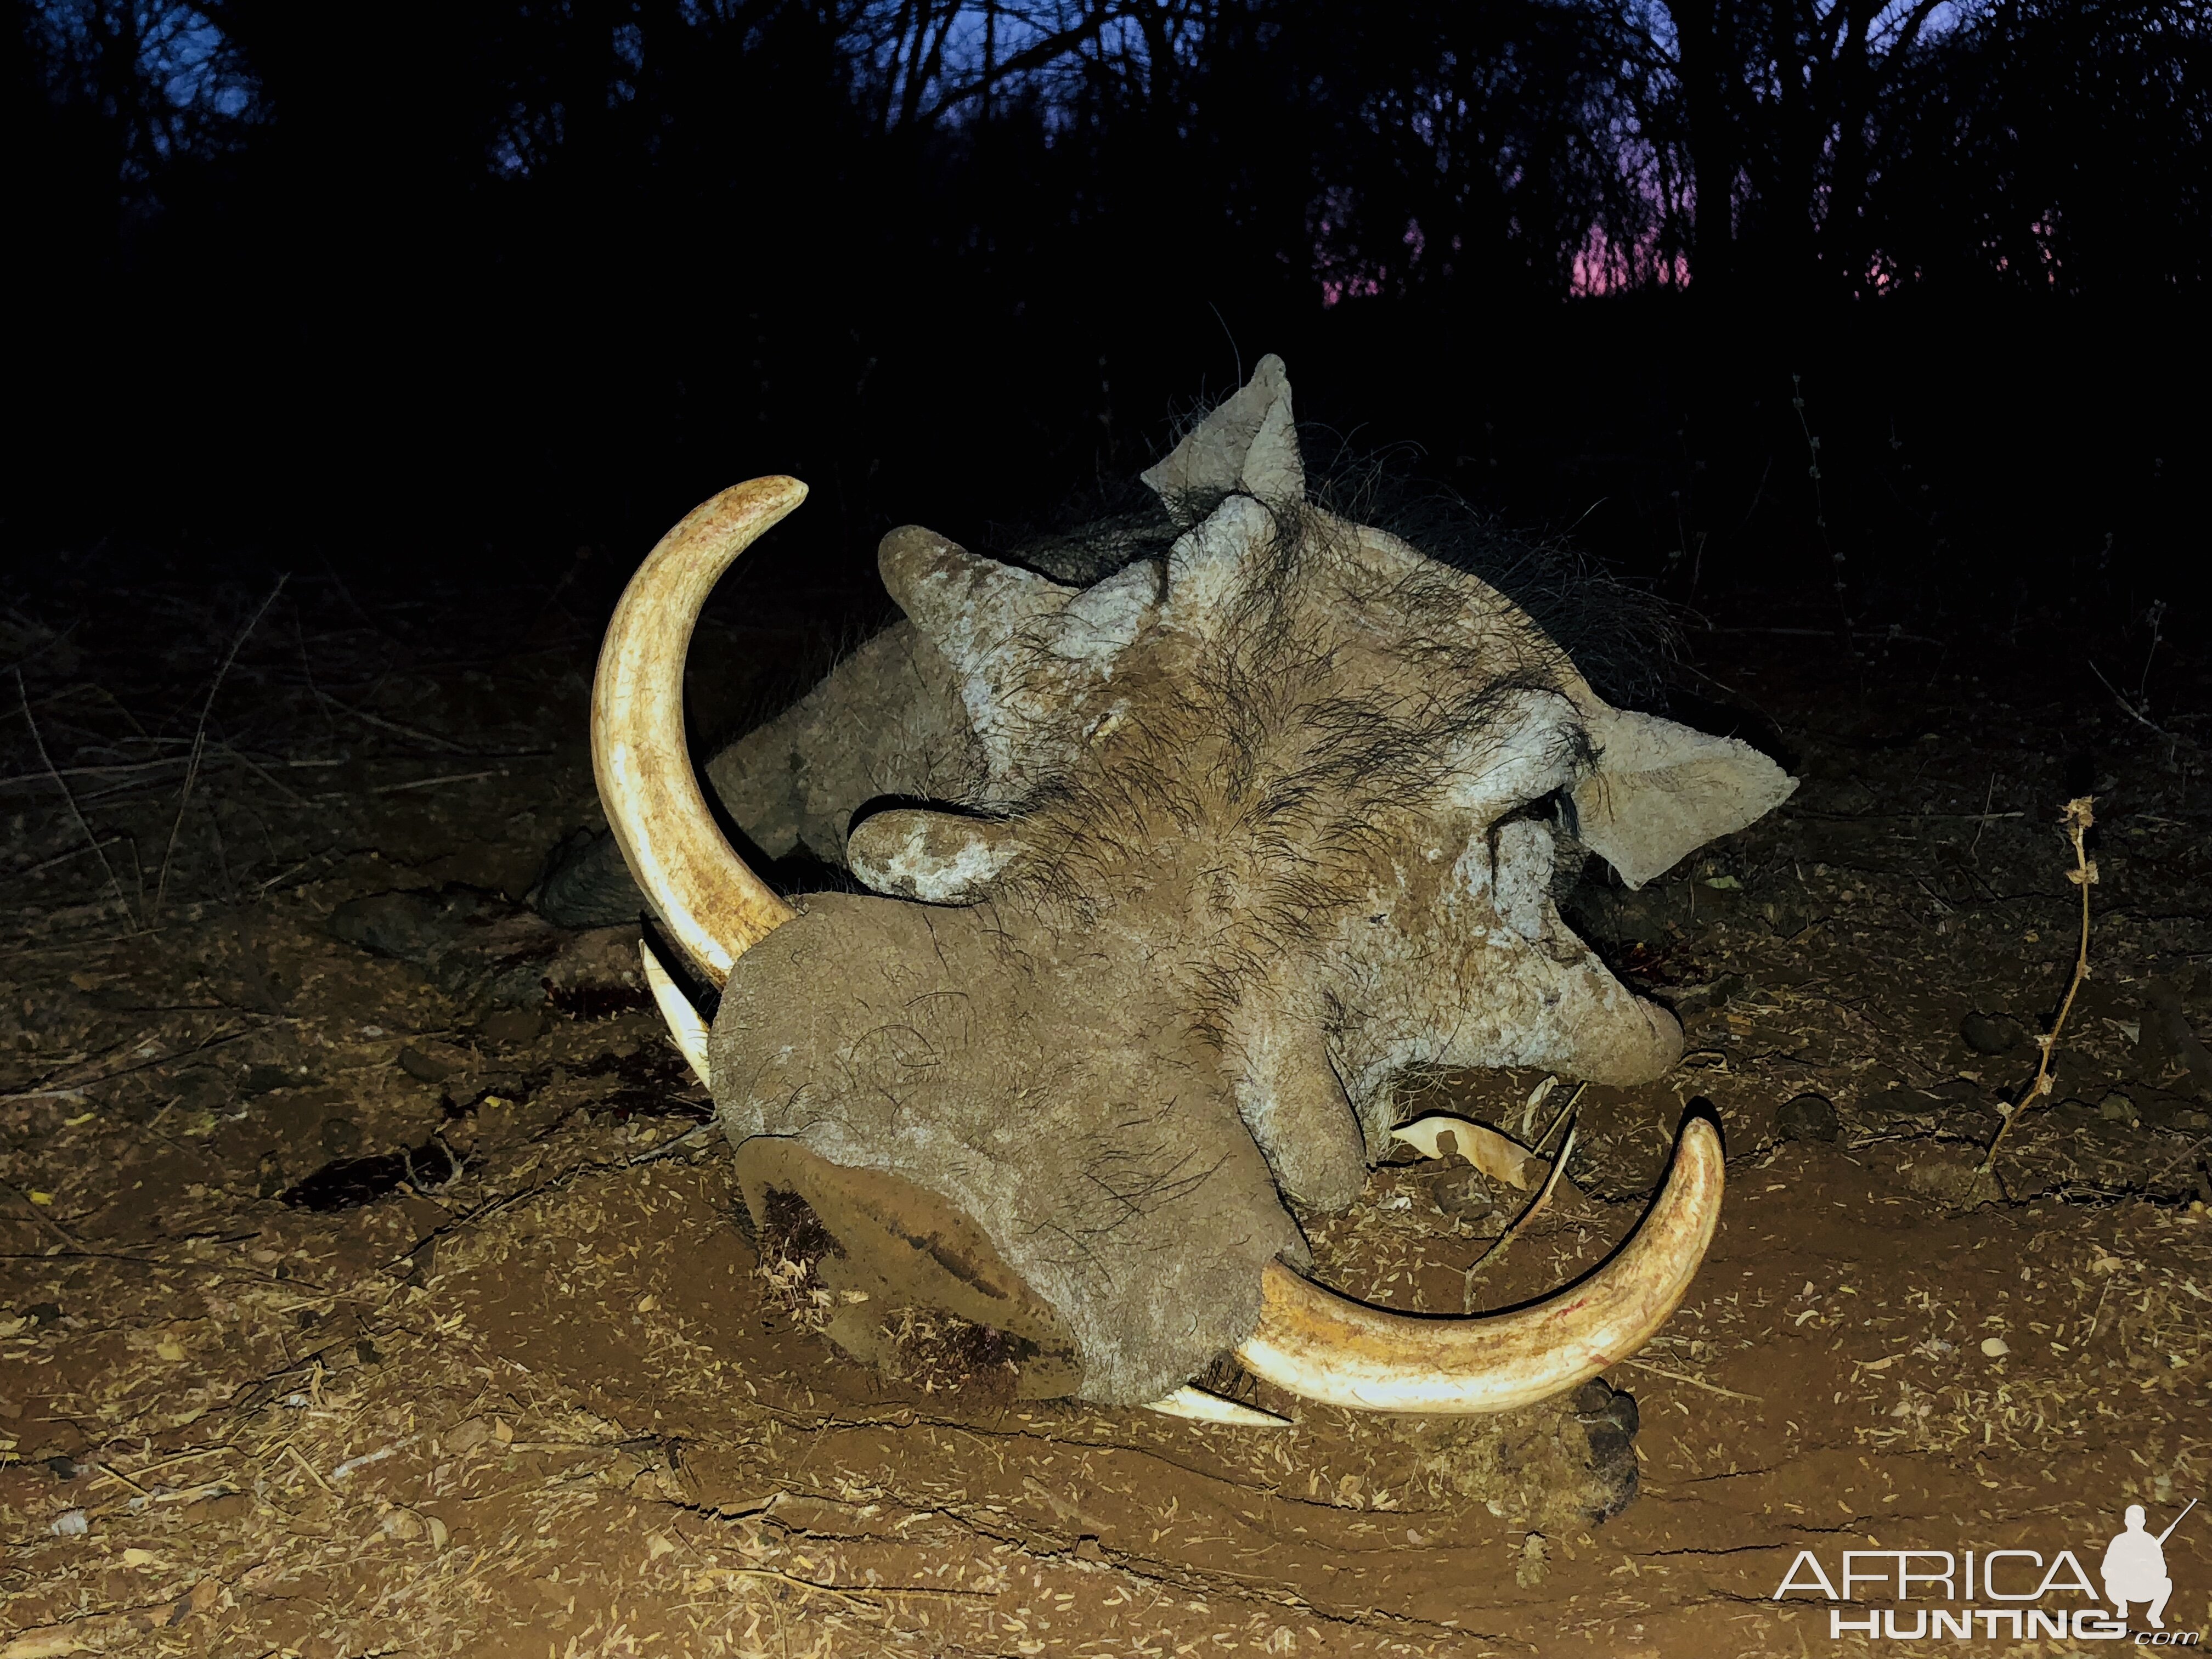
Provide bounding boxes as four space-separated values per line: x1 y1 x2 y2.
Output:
879 524 1154 792
847 808 1022 902
1142 353 1306 526
1571 709 1797 889
880 522 1076 656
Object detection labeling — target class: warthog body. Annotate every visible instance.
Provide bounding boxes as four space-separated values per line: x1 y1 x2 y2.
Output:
592 358 1788 1418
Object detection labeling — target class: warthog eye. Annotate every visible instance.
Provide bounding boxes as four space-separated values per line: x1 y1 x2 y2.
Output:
1498 786 1578 838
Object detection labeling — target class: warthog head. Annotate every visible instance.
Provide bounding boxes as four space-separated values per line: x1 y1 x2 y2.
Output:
594 358 1791 1417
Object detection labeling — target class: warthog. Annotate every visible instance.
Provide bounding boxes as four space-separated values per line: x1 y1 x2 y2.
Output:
592 358 1791 1421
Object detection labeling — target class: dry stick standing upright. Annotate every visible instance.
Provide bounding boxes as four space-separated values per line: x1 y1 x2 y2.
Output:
1790 373 1853 648
1981 795 2098 1176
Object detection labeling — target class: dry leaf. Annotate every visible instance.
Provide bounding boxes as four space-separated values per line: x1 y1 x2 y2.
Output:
1389 1114 1545 1189
382 1508 424 1541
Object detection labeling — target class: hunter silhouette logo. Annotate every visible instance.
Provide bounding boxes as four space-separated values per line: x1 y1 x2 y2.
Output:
1772 1496 2202 1643
2106 1500 2193 1630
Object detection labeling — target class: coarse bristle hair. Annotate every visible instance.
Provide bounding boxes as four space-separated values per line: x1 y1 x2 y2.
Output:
994 434 1671 709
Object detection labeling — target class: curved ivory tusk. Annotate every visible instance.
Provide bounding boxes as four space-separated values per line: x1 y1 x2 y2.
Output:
1140 1385 1292 1427
592 478 804 985
639 940 712 1088
1235 1114 1724 1414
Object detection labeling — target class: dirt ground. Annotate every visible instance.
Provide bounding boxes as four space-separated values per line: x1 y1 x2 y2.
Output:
3 550 2210 1658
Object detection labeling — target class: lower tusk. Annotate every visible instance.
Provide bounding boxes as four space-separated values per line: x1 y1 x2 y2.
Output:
1235 1112 1724 1414
640 940 712 1089
1140 1385 1292 1427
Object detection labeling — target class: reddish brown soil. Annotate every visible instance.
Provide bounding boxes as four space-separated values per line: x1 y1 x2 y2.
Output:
2 564 2208 1657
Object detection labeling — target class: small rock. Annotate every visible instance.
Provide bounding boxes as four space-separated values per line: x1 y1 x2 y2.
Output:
319 1118 363 1156
477 1007 546 1048
185 1491 251 1525
1908 1153 1997 1206
530 827 644 929
398 1043 459 1082
326 884 561 1007
1434 1173 1500 1222
1776 1093 1841 1144
540 926 651 1017
173 1070 230 1113
1961 1012 2025 1055
51 1509 88 1535
1515 1532 1550 1588
1980 1336 2010 1358
2097 1091 2139 1125
1671 972 1747 1015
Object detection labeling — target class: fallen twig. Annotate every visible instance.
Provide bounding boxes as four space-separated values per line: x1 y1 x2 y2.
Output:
154 575 288 920
628 1122 719 1166
309 686 469 753
373 769 505 793
1612 1358 1764 1402
2087 659 2171 737
1464 1120 1579 1307
1 836 124 885
215 740 310 807
282 1440 341 1498
12 667 133 925
1529 1082 1582 1156
687 1564 996 1606
1969 771 1999 858
0 1179 83 1248
0 1580 222 1659
0 1020 275 1104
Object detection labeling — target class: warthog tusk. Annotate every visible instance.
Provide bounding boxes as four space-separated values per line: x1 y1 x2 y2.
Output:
1235 1113 1723 1414
1139 1385 1291 1427
639 940 711 1089
592 478 805 987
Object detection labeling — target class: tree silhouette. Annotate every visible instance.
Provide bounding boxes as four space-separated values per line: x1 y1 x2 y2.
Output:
9 0 2207 595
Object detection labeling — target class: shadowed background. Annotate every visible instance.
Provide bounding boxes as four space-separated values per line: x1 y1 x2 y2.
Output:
8 0 2210 625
